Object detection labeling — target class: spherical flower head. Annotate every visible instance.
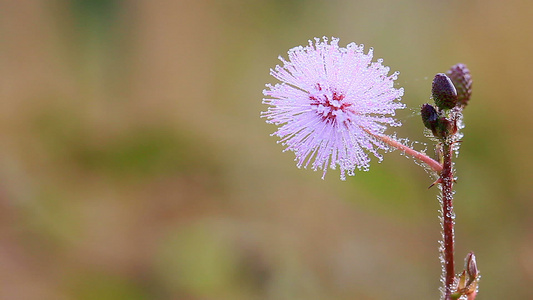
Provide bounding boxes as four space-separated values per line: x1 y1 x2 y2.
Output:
262 37 405 180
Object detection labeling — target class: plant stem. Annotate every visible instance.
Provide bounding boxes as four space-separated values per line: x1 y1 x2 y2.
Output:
441 142 455 300
366 130 443 173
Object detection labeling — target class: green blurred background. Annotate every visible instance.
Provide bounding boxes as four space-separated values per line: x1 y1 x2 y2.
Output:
1 0 532 299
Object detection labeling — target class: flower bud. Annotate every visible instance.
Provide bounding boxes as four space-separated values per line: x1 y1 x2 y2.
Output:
432 73 458 110
421 103 455 139
421 103 438 131
446 63 472 108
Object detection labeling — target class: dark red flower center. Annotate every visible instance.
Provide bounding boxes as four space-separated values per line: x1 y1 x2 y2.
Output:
309 84 353 124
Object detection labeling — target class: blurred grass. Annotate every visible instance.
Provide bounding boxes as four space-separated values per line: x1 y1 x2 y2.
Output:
32 108 220 179
1 0 532 299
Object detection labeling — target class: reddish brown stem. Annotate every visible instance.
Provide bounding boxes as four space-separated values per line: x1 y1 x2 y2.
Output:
441 142 455 300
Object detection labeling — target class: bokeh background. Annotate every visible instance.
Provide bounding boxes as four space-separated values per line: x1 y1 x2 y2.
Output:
1 0 532 299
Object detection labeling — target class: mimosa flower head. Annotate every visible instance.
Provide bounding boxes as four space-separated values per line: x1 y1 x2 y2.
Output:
262 37 405 180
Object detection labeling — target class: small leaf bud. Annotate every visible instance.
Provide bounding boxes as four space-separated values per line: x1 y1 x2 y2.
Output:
465 252 479 285
432 73 458 110
457 270 467 291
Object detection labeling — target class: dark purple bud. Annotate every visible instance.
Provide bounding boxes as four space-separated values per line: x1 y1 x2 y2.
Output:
432 73 458 110
421 104 455 139
421 103 438 130
446 63 472 108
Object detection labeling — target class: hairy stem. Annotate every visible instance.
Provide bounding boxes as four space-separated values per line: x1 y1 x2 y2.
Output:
441 142 455 300
366 130 443 173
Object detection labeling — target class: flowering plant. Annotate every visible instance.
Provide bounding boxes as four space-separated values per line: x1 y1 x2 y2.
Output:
262 37 478 300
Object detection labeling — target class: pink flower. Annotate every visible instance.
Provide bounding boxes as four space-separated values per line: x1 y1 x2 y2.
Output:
262 37 405 180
